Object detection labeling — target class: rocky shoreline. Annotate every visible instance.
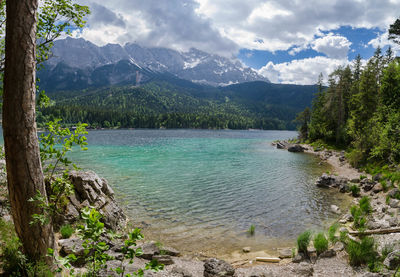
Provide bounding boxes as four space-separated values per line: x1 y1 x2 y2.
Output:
270 141 400 276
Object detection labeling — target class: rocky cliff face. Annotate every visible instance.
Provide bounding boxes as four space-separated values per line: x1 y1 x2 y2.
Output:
39 37 269 90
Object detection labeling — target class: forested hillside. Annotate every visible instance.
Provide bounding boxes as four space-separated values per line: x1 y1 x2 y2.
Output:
38 76 318 130
297 47 400 168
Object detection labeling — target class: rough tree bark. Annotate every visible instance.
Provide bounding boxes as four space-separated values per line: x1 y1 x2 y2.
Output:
3 0 54 261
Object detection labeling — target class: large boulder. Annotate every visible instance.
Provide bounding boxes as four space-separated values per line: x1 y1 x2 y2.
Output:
204 258 235 277
288 144 306 153
316 174 348 188
54 171 126 230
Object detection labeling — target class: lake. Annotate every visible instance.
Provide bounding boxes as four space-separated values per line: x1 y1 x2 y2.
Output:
65 129 349 257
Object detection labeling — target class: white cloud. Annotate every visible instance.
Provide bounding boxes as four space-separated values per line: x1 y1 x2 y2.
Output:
258 56 349 85
311 33 352 59
76 0 399 55
368 31 400 55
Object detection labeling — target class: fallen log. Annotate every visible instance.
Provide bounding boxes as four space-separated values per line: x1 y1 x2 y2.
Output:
349 227 400 236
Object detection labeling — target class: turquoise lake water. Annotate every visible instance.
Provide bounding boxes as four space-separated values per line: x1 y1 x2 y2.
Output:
66 129 350 256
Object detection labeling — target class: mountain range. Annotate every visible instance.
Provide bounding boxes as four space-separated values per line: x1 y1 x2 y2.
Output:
39 37 269 91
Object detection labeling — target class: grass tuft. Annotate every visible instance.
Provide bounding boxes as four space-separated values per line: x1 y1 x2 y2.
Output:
297 230 311 254
313 232 328 255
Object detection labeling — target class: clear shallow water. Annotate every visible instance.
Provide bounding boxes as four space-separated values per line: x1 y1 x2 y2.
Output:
67 129 350 256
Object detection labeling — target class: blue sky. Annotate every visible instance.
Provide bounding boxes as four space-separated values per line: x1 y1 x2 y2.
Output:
74 0 400 84
238 26 384 69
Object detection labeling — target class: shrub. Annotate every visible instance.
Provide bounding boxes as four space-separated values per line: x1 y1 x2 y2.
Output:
297 230 312 254
313 232 328 255
347 237 377 266
349 184 360 197
328 223 339 243
359 196 371 214
60 224 74 239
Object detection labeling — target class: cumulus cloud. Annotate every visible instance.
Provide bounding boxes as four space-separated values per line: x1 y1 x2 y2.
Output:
258 56 349 85
368 31 400 55
73 0 238 56
75 0 399 56
195 0 400 53
311 33 351 59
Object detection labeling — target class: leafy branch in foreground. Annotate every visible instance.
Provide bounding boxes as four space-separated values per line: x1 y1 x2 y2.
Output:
29 119 88 226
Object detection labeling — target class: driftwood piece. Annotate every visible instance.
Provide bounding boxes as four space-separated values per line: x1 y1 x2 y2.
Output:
349 227 400 236
255 257 281 263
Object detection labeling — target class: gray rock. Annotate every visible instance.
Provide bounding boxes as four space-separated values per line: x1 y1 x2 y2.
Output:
277 248 292 258
203 258 235 277
59 238 85 257
330 205 341 214
319 249 336 258
105 249 124 260
139 241 160 260
383 250 400 270
242 247 251 253
390 199 400 208
361 179 375 192
389 188 400 198
172 266 193 277
389 217 398 227
316 174 348 188
351 178 360 183
333 241 345 252
292 262 313 277
153 255 174 265
161 246 181 256
367 220 381 230
292 253 305 263
372 183 383 193
69 170 127 230
339 184 349 193
288 144 305 153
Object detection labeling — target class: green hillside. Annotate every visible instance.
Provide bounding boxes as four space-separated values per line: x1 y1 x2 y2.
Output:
39 77 317 130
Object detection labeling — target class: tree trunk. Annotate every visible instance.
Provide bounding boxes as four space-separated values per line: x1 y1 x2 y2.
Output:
3 0 54 262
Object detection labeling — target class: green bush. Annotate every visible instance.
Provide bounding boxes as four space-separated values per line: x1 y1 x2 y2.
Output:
347 236 377 266
328 223 339 243
349 184 360 197
313 232 328 255
297 230 312 254
359 196 371 214
60 224 74 239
